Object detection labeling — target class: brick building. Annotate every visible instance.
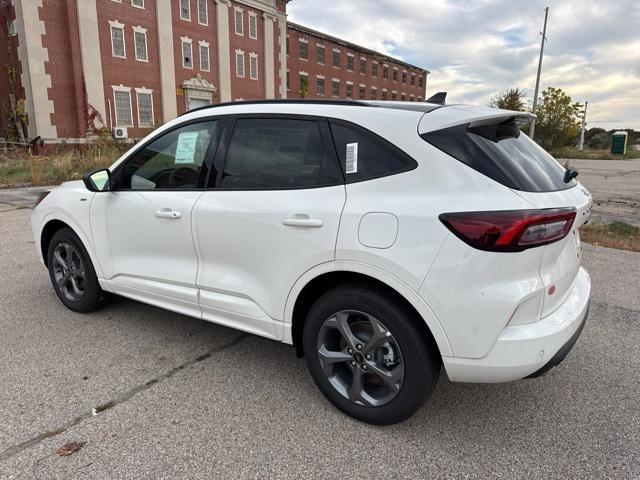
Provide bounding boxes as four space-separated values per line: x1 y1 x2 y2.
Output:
1 0 428 143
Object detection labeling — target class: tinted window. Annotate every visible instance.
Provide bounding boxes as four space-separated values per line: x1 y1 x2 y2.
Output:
329 122 417 182
120 121 218 189
422 121 574 192
220 118 339 189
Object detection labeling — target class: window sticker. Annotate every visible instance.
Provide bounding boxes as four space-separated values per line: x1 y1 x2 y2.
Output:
345 142 358 174
174 131 199 164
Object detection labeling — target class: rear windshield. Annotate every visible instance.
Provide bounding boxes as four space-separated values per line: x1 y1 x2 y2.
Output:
421 120 575 192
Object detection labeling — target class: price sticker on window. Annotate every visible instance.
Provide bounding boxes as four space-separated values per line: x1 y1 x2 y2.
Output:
345 142 358 174
175 131 198 164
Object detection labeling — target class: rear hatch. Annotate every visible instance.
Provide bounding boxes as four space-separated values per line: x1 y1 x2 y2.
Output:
420 109 593 317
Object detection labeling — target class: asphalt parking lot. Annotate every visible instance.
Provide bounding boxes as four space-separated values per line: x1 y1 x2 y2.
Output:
0 178 639 478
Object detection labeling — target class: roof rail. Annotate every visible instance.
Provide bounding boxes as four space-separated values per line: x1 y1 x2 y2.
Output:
179 98 371 117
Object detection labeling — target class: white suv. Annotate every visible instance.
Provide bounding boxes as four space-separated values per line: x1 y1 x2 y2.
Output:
31 99 592 424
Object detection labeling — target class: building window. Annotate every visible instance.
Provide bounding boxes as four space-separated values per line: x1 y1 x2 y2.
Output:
359 85 365 99
316 77 325 95
136 89 154 127
392 91 397 100
133 28 148 62
197 0 208 25
332 50 340 68
113 87 133 127
401 93 406 101
332 80 339 97
249 53 258 80
418 96 423 101
409 95 415 102
393 68 398 82
181 38 193 68
402 71 407 83
109 22 126 58
286 70 290 90
383 65 388 80
236 50 245 77
299 39 308 60
131 0 144 8
419 76 423 87
286 36 289 55
347 54 354 71
180 0 190 21
372 62 378 77
360 58 366 74
316 45 325 64
249 13 257 39
299 74 308 97
382 89 388 100
234 9 243 35
411 73 416 86
371 88 377 100
199 42 210 71
346 83 353 98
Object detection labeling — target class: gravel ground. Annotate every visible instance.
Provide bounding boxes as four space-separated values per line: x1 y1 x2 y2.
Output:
0 204 639 479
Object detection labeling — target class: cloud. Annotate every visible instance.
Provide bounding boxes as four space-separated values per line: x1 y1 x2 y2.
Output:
288 0 640 129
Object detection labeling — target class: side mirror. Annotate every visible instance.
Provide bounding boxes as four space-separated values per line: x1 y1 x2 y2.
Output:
83 168 112 192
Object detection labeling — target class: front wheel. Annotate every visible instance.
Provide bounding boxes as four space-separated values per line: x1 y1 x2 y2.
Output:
303 284 440 425
47 228 105 313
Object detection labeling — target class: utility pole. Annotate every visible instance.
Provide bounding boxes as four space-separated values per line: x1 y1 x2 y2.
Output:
578 101 588 150
529 6 549 140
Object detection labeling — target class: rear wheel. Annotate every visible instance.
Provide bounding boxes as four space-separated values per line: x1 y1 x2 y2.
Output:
303 284 439 425
47 228 105 313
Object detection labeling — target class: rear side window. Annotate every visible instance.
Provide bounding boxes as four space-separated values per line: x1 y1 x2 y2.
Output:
220 118 340 189
421 120 574 192
329 121 417 182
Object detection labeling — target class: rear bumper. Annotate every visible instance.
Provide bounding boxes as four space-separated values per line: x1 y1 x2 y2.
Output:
443 266 590 383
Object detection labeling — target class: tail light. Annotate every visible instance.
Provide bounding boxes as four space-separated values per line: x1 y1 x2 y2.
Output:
439 208 576 252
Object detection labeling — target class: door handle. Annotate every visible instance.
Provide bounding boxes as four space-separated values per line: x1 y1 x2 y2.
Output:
282 215 323 228
154 208 182 219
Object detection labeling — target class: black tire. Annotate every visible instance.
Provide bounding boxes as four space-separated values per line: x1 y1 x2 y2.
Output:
303 283 440 425
47 228 105 313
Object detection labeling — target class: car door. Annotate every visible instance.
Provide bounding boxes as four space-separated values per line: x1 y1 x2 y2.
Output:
192 115 346 340
91 119 221 317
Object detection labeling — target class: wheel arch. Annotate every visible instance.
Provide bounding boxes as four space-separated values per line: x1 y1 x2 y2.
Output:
39 214 103 278
285 262 452 358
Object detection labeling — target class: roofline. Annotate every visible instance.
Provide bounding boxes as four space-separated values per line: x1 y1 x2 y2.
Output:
287 22 430 75
178 99 445 117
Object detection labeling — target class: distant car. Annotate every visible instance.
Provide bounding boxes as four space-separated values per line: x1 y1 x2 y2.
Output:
31 99 592 425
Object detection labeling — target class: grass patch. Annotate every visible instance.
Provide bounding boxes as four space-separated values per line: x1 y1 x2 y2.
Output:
551 147 640 160
0 142 128 187
580 221 640 252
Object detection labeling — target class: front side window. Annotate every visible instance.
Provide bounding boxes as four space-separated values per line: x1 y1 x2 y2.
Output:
330 121 416 182
220 118 338 189
121 121 218 190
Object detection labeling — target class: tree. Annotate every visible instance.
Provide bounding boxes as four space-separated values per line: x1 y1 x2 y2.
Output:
533 87 582 149
488 88 527 111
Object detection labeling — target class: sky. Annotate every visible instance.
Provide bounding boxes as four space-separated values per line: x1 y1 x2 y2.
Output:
288 0 640 130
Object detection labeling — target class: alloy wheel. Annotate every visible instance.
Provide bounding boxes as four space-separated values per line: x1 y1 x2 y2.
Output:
51 242 86 302
316 310 404 407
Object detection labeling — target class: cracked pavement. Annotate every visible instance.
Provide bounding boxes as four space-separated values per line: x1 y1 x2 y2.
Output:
0 194 639 478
